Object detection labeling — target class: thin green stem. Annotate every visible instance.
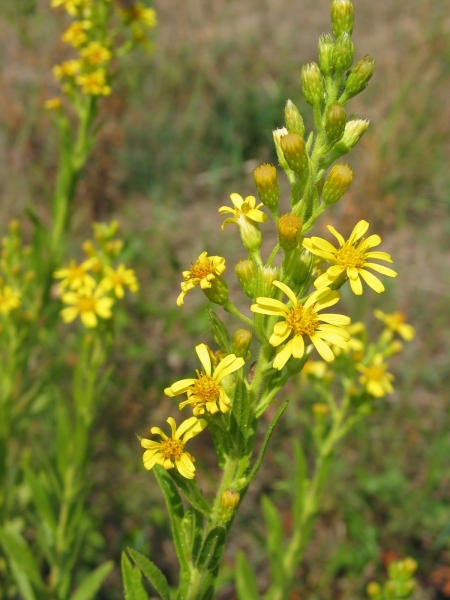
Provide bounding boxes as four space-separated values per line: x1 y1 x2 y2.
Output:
223 300 254 328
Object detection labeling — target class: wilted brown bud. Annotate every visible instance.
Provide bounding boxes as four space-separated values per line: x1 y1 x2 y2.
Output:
322 164 354 204
278 213 303 251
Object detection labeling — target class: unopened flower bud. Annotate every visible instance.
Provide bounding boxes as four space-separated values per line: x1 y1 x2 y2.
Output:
221 489 240 511
106 239 124 256
233 329 252 359
322 164 354 204
278 213 303 251
345 56 376 98
273 127 290 171
333 32 354 71
312 403 329 417
325 104 346 143
403 557 418 575
82 240 96 256
318 34 335 75
261 266 279 296
235 260 255 298
331 0 354 38
301 62 324 106
239 218 262 252
334 119 369 155
280 134 309 177
366 582 381 598
253 164 279 211
284 99 305 137
203 275 229 306
8 220 20 234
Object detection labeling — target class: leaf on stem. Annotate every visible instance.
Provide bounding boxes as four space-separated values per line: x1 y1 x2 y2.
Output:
230 378 253 455
121 552 149 600
196 526 226 574
128 548 171 600
235 550 259 600
167 469 211 517
0 525 46 594
208 309 232 353
261 495 285 588
68 561 114 600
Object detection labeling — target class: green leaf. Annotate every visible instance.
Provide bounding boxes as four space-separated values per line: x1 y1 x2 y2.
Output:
292 440 307 526
230 378 252 454
128 548 171 600
8 560 36 600
207 310 232 353
68 561 114 600
246 402 288 487
121 551 148 600
24 468 57 535
167 470 211 517
153 466 190 574
235 550 259 600
196 527 226 573
181 509 203 565
261 496 285 587
0 525 46 593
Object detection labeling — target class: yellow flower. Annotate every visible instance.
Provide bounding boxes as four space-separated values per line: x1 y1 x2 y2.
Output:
80 41 111 65
251 281 350 369
177 251 226 306
218 193 268 229
44 97 62 110
140 416 206 479
61 21 92 47
60 286 114 328
100 265 139 298
0 287 21 314
330 321 365 357
356 354 394 398
301 360 331 380
374 309 415 341
54 258 96 291
303 220 397 295
51 0 91 16
164 343 245 415
120 3 157 28
76 69 111 96
53 60 81 80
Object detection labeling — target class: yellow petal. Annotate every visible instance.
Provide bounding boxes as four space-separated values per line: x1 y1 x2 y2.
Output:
365 251 392 263
273 339 294 370
214 355 245 382
364 263 397 277
196 343 212 376
359 269 385 293
291 335 305 359
310 335 335 362
164 379 196 397
273 280 298 306
327 225 345 246
349 220 369 244
81 311 97 328
166 417 177 438
143 450 161 470
349 275 363 295
178 417 207 442
61 307 78 323
176 454 196 479
230 193 244 209
308 236 337 253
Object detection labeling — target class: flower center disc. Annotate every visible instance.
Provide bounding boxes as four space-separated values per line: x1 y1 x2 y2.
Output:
190 259 215 279
192 373 220 402
160 439 185 460
336 243 365 269
77 297 96 312
365 366 386 381
286 305 319 337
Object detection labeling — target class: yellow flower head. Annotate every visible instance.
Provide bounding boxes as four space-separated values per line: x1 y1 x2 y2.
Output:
53 60 81 81
100 264 139 298
177 251 226 306
164 343 245 415
120 3 157 28
140 416 206 479
60 285 113 328
330 321 365 358
80 41 111 65
44 97 62 110
0 286 21 314
219 193 268 230
356 354 394 398
51 0 91 16
374 309 415 341
76 69 111 96
301 359 332 381
303 220 397 295
54 258 96 292
251 281 351 369
61 20 92 47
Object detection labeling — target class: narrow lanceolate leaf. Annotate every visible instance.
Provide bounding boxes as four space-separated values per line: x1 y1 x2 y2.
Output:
122 552 149 600
167 469 211 517
207 310 232 353
261 496 285 588
230 378 252 455
128 548 171 600
235 551 259 600
153 466 190 573
24 468 57 535
196 527 226 573
0 526 46 593
68 561 114 600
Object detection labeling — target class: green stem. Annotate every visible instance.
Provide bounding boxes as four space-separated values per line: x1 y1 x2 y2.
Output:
223 300 254 328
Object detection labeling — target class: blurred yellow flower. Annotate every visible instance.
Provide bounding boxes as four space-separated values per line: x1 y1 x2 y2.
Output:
51 0 91 16
374 309 415 341
356 354 394 398
76 69 111 96
54 258 96 291
61 20 92 47
165 343 245 415
140 416 206 479
100 265 138 298
177 251 226 306
61 286 114 328
53 60 81 80
303 220 397 295
44 97 62 110
121 3 157 28
251 281 350 369
301 360 331 380
0 286 21 314
218 193 267 230
80 41 111 65
330 321 365 357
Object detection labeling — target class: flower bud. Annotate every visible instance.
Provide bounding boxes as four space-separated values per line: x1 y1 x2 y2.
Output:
322 164 354 204
312 402 329 417
278 213 303 251
273 127 290 171
232 329 252 359
325 104 346 143
284 99 305 137
345 55 376 98
235 260 256 298
366 582 381 598
331 0 354 38
301 62 324 106
253 164 279 212
333 32 354 71
8 220 20 234
221 489 240 511
82 240 96 256
403 557 418 575
203 275 229 306
334 119 369 155
261 266 278 296
318 34 335 76
280 134 309 178
238 218 262 252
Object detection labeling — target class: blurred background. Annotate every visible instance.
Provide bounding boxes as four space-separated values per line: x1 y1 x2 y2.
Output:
1 0 450 597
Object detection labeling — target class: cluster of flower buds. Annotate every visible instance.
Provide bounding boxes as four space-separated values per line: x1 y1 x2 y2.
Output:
367 558 418 600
